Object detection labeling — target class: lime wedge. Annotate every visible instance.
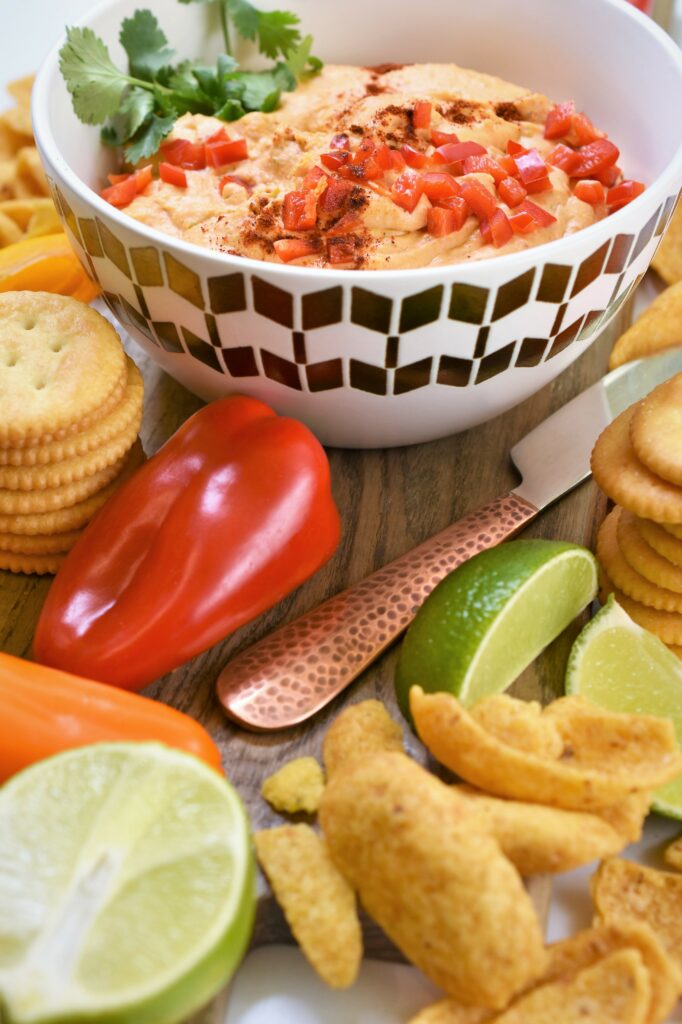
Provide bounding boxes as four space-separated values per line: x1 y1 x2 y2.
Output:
395 539 598 718
0 743 254 1024
565 595 682 819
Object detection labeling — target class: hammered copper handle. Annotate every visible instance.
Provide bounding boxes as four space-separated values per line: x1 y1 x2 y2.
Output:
216 491 538 731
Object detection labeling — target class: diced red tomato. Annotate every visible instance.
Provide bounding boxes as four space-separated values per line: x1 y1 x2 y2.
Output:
390 149 407 171
219 174 252 194
205 137 248 168
571 139 619 179
574 179 605 205
160 138 207 170
338 157 384 181
390 170 424 213
329 133 350 150
548 143 581 174
431 129 459 147
282 189 318 231
509 210 536 234
99 165 153 208
206 127 229 144
328 237 358 264
434 141 487 164
319 178 354 214
351 138 377 164
427 206 461 237
302 165 326 190
544 101 575 140
375 144 393 171
512 148 549 186
435 195 468 229
321 151 350 171
99 175 139 208
326 211 361 236
479 219 492 244
485 208 513 248
525 177 553 195
413 101 432 129
595 164 621 187
517 198 557 228
498 176 527 207
420 172 460 202
459 178 498 221
499 155 519 177
107 173 130 185
401 144 428 169
159 163 187 188
274 238 320 262
507 139 529 156
570 112 603 146
462 154 507 183
606 179 645 211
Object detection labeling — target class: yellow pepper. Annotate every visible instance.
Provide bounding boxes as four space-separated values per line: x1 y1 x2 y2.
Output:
0 232 100 302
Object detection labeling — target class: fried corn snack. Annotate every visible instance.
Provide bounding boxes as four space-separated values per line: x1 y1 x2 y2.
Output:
452 785 626 875
609 281 682 369
469 695 563 759
408 1002 494 1024
254 824 362 989
664 834 682 871
322 698 404 779
592 858 682 977
411 687 682 812
653 202 682 285
319 751 546 1009
544 920 681 1024
261 756 325 815
490 949 651 1024
596 792 652 845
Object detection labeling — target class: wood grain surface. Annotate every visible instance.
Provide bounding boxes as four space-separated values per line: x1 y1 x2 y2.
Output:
0 301 634 1019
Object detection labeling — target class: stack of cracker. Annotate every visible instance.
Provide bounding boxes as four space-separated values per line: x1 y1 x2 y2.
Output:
0 291 143 575
592 373 682 658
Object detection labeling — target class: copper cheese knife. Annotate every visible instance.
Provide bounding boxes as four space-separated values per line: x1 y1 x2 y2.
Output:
217 349 682 731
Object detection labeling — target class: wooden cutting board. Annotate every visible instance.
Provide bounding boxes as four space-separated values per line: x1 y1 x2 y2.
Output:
0 302 632 1019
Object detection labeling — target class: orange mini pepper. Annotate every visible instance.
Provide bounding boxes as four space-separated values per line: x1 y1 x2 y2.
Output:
0 233 100 301
0 651 222 781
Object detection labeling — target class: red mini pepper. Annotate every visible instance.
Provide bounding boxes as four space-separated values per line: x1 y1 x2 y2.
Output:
34 397 340 690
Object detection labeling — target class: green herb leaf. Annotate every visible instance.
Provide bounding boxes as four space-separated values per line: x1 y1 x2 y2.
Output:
100 85 155 145
59 26 131 124
227 0 261 40
256 9 301 60
285 34 322 80
215 97 247 120
120 10 175 79
124 113 176 162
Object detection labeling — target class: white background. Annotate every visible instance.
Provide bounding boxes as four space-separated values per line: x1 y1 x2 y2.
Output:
1 1 681 1020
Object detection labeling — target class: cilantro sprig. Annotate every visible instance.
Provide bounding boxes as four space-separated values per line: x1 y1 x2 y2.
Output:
59 3 322 163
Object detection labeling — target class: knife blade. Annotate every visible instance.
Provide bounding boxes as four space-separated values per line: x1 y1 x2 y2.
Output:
217 349 682 732
511 347 682 510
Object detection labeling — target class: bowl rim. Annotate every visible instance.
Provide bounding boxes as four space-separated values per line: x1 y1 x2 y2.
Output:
33 0 682 284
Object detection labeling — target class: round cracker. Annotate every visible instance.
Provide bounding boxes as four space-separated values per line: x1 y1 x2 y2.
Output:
0 529 81 554
0 453 127 514
0 550 65 575
0 292 126 446
668 645 682 659
637 517 682 568
0 440 144 534
0 407 140 490
0 357 143 467
618 508 682 594
630 373 682 486
600 570 682 645
596 506 682 611
591 406 682 523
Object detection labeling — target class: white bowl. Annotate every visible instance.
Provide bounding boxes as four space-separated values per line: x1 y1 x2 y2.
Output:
33 0 682 447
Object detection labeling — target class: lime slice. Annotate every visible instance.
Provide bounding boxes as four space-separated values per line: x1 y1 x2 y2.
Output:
0 743 254 1024
566 595 682 819
395 539 598 718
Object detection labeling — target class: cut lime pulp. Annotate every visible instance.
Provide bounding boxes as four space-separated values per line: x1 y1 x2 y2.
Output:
395 539 598 719
0 742 255 1024
566 595 682 819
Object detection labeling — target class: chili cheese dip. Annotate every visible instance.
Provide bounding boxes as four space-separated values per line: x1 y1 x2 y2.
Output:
106 62 644 269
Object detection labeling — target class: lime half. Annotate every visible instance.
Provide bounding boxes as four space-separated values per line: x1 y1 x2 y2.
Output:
395 539 598 718
0 743 254 1024
566 595 682 819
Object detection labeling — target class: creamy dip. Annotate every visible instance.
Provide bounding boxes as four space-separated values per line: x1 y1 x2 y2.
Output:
123 62 602 269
